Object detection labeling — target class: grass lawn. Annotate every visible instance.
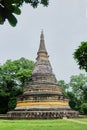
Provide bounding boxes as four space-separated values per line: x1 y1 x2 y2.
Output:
0 119 87 130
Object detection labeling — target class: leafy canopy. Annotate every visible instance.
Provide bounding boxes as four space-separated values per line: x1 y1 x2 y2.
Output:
68 74 87 112
58 74 87 114
74 42 87 72
0 57 34 113
57 80 69 96
0 0 49 26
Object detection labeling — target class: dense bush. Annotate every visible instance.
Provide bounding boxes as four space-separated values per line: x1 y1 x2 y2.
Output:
80 103 87 114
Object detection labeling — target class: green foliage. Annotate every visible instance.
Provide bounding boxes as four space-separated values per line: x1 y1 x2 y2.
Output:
0 93 10 114
68 92 81 111
0 57 34 113
67 74 87 113
8 97 17 111
74 42 87 72
69 74 87 102
58 74 87 114
67 92 77 110
0 0 49 26
57 80 69 96
80 103 87 114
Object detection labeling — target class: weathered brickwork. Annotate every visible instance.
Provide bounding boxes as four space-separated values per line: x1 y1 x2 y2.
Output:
7 31 78 119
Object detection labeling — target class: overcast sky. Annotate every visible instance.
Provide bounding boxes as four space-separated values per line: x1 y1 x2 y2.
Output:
0 0 87 82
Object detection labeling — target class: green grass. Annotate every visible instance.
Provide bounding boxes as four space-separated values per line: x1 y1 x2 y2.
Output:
0 119 87 130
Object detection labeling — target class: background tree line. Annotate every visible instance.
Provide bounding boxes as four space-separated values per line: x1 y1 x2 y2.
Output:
58 74 87 115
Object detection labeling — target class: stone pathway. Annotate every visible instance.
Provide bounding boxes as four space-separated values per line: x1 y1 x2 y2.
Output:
63 118 87 125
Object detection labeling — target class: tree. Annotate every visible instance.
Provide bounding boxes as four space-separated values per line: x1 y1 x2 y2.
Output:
58 74 87 113
0 0 49 27
0 57 34 113
68 74 87 112
0 90 10 113
57 80 69 96
74 42 87 72
8 97 17 111
80 103 87 114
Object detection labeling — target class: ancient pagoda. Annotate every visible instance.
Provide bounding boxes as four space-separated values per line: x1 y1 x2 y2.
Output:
8 31 78 119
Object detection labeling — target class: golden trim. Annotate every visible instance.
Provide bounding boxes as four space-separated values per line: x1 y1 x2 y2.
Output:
17 101 69 107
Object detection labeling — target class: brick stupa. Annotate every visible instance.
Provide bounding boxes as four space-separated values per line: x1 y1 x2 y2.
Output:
8 31 78 119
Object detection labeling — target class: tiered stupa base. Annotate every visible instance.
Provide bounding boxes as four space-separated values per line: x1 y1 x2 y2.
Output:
7 101 78 119
8 109 78 119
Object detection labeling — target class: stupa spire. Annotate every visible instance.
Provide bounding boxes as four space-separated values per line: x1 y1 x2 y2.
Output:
38 30 47 54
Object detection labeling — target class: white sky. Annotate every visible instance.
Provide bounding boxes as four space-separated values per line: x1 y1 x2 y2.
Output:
0 0 87 82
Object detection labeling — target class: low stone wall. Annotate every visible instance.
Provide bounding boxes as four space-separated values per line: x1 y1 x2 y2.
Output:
78 115 87 118
7 111 78 119
0 114 8 119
